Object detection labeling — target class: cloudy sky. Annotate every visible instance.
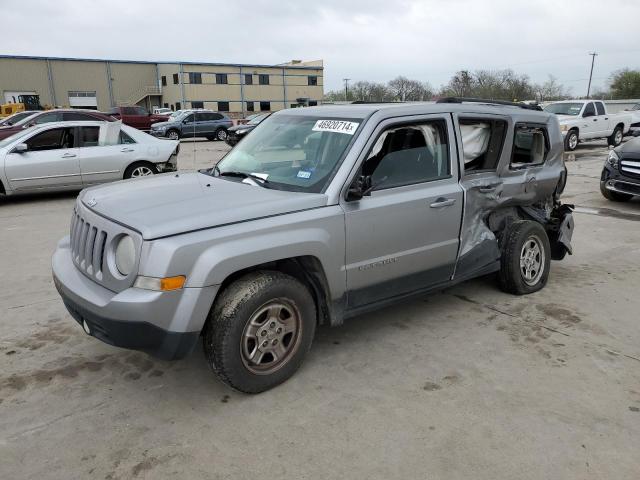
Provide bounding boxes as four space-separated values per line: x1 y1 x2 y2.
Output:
3 0 639 94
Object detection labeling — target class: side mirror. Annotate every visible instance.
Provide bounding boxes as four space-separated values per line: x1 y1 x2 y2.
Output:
346 175 372 201
14 143 28 153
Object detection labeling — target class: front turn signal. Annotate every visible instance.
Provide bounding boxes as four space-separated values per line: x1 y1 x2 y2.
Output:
134 275 186 291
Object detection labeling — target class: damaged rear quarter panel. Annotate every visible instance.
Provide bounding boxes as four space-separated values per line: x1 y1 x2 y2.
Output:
453 111 565 276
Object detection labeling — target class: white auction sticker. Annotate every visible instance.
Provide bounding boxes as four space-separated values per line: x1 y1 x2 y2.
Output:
312 120 360 135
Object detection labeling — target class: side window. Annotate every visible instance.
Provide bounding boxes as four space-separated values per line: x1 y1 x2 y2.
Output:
460 118 507 173
122 107 136 115
25 128 72 151
34 112 62 124
78 126 100 147
211 113 224 120
119 131 136 144
183 114 195 123
363 121 450 190
583 102 596 117
511 125 548 167
134 107 147 115
595 102 605 115
194 112 207 122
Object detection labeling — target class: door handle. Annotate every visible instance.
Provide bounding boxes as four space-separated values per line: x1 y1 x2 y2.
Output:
605 117 608 120
478 183 500 193
121 148 134 152
61 153 76 158
430 197 456 208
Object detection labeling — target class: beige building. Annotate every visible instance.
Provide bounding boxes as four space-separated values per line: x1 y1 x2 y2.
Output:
0 55 323 117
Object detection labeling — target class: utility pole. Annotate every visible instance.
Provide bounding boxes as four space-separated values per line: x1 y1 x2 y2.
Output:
343 78 350 101
586 52 598 98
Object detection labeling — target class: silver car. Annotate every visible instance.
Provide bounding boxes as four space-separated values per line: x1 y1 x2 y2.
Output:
0 121 179 196
52 100 574 393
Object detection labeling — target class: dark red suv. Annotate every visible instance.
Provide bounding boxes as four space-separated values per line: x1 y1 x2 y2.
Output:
0 109 115 141
105 106 169 131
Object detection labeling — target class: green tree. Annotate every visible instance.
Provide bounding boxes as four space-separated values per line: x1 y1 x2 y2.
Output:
609 69 640 99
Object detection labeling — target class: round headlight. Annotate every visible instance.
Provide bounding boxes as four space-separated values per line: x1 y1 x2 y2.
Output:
115 235 136 276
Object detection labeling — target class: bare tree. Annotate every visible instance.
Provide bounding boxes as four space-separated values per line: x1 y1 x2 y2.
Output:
533 75 568 102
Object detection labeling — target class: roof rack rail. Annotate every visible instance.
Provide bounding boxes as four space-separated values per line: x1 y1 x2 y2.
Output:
436 97 543 111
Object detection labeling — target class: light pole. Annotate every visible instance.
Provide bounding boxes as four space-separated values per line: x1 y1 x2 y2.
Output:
343 78 350 101
586 52 598 98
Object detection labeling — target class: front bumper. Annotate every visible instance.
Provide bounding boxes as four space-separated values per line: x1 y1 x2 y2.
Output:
601 162 640 197
150 129 166 137
52 236 218 360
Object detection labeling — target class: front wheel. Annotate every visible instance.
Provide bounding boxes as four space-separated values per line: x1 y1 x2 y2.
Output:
203 271 316 393
166 129 180 141
564 130 579 151
498 220 551 295
215 128 228 141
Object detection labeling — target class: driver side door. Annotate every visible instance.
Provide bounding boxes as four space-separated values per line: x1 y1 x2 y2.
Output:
4 126 81 191
580 102 598 139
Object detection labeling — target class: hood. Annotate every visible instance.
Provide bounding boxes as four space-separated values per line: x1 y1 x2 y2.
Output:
617 137 640 159
555 114 579 123
229 124 255 133
80 172 328 239
151 120 177 128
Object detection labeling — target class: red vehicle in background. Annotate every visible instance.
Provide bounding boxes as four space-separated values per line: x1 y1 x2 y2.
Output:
0 109 116 141
105 106 170 131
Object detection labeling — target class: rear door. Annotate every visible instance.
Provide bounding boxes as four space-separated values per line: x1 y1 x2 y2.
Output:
4 126 81 191
341 115 463 309
77 125 135 185
594 101 610 136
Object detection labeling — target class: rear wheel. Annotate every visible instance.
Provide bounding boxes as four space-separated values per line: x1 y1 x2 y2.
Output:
203 271 316 393
600 181 632 202
608 126 623 147
564 130 579 151
498 220 551 295
124 162 157 179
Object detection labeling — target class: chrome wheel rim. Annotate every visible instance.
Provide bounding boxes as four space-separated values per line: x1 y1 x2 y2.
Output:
240 299 301 375
615 130 622 145
217 129 227 140
568 133 578 150
520 234 545 286
168 131 179 140
131 166 154 177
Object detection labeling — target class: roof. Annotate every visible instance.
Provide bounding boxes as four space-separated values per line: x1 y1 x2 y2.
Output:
0 54 323 70
278 102 554 121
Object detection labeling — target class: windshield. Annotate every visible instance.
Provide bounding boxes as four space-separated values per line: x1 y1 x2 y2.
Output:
544 103 583 116
1 111 34 126
248 113 269 125
0 125 38 149
214 115 362 193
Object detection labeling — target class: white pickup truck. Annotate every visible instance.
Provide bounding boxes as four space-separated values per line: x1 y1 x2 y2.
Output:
544 100 632 151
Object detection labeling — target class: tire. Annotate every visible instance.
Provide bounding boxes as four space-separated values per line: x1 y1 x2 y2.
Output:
600 181 632 202
608 126 623 147
215 128 228 141
498 220 551 295
166 129 180 141
564 130 579 151
203 271 316 393
124 162 157 179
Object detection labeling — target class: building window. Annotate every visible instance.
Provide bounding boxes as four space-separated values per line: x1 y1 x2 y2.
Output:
189 72 202 84
175 101 181 110
259 74 270 85
191 101 204 109
163 103 169 108
308 76 318 86
309 100 318 106
161 76 167 86
246 101 254 112
216 73 228 84
218 101 230 112
260 101 271 111
244 74 253 85
173 73 179 84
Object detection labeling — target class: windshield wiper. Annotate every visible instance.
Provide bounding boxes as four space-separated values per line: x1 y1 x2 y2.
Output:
217 169 270 187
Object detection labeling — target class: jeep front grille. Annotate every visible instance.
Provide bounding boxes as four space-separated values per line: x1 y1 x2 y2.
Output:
70 211 108 280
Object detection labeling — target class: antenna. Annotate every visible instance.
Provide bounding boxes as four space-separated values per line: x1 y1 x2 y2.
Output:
586 52 598 98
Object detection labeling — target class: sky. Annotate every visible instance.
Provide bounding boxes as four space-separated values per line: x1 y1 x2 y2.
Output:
2 0 639 95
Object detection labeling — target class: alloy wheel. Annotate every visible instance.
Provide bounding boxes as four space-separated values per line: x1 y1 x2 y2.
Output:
131 166 154 177
520 235 545 286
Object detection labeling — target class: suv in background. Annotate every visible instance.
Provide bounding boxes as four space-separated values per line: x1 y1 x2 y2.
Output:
150 109 233 141
53 99 574 393
105 106 170 131
0 109 116 141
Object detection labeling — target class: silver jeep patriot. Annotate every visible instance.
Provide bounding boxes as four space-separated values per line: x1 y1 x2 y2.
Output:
52 99 574 393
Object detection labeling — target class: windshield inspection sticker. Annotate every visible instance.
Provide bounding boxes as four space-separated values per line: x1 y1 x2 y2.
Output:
312 120 360 135
297 170 312 179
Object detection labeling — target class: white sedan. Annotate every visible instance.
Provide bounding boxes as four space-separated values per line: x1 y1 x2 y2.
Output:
0 121 179 196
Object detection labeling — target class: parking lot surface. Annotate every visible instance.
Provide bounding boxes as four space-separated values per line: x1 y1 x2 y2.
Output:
1 138 640 479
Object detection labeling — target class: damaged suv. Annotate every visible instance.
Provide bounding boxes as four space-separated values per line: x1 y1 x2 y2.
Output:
52 99 574 393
